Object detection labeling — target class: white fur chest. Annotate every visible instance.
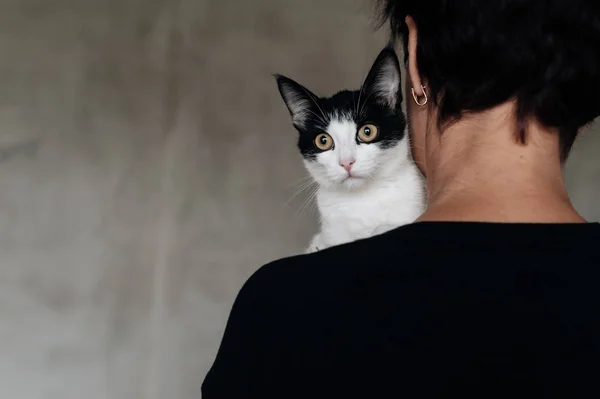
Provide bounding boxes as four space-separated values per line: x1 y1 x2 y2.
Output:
314 164 425 249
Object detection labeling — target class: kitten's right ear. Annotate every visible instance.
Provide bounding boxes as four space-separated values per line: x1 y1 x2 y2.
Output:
274 74 317 129
361 46 403 110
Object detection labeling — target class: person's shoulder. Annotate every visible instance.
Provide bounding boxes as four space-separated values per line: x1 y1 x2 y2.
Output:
245 222 600 297
242 225 420 299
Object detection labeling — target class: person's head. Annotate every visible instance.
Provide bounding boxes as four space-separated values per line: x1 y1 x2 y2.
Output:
376 0 600 173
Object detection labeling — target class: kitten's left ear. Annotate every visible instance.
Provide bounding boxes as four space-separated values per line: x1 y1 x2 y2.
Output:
274 74 319 129
362 46 403 110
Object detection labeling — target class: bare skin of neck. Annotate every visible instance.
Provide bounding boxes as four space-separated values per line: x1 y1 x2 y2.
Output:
416 103 586 223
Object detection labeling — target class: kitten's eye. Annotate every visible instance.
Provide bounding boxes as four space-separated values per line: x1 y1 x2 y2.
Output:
314 133 334 151
357 124 379 143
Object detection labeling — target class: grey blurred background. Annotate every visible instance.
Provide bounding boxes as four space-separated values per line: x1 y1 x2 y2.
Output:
0 0 597 398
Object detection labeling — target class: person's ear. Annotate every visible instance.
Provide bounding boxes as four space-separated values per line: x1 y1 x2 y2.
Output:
405 16 425 102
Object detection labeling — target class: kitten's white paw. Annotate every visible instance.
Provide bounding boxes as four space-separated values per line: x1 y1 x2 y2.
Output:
372 224 398 236
305 233 325 254
305 243 321 254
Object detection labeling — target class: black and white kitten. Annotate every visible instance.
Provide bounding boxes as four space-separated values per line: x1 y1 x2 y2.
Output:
275 47 425 253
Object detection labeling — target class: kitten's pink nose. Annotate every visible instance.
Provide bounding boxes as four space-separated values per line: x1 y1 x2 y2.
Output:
340 160 355 172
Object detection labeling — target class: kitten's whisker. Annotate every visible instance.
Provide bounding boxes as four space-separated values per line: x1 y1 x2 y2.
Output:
304 186 319 219
288 178 313 193
306 186 320 217
284 179 317 209
294 179 317 196
287 175 313 188
294 185 319 221
293 187 313 220
358 88 375 117
305 109 328 126
356 82 366 117
287 183 313 204
301 87 329 125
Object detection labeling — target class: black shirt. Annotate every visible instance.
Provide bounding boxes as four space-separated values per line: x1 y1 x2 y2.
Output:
202 222 600 398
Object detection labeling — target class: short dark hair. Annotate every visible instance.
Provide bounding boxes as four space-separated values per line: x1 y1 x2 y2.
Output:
376 0 600 160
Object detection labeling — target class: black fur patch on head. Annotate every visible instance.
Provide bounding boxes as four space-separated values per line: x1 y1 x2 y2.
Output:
275 47 406 161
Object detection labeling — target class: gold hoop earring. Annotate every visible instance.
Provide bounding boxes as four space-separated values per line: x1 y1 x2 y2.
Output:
411 85 428 106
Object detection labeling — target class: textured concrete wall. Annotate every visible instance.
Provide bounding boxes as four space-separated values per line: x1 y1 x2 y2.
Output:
0 1 598 398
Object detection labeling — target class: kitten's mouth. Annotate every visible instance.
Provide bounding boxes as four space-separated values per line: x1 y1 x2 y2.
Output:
340 175 367 189
341 174 363 183
345 170 364 179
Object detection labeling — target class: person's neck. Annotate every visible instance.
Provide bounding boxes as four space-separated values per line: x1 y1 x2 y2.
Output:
417 104 585 224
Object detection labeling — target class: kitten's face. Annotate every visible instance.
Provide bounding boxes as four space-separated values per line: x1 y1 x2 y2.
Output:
276 48 406 190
